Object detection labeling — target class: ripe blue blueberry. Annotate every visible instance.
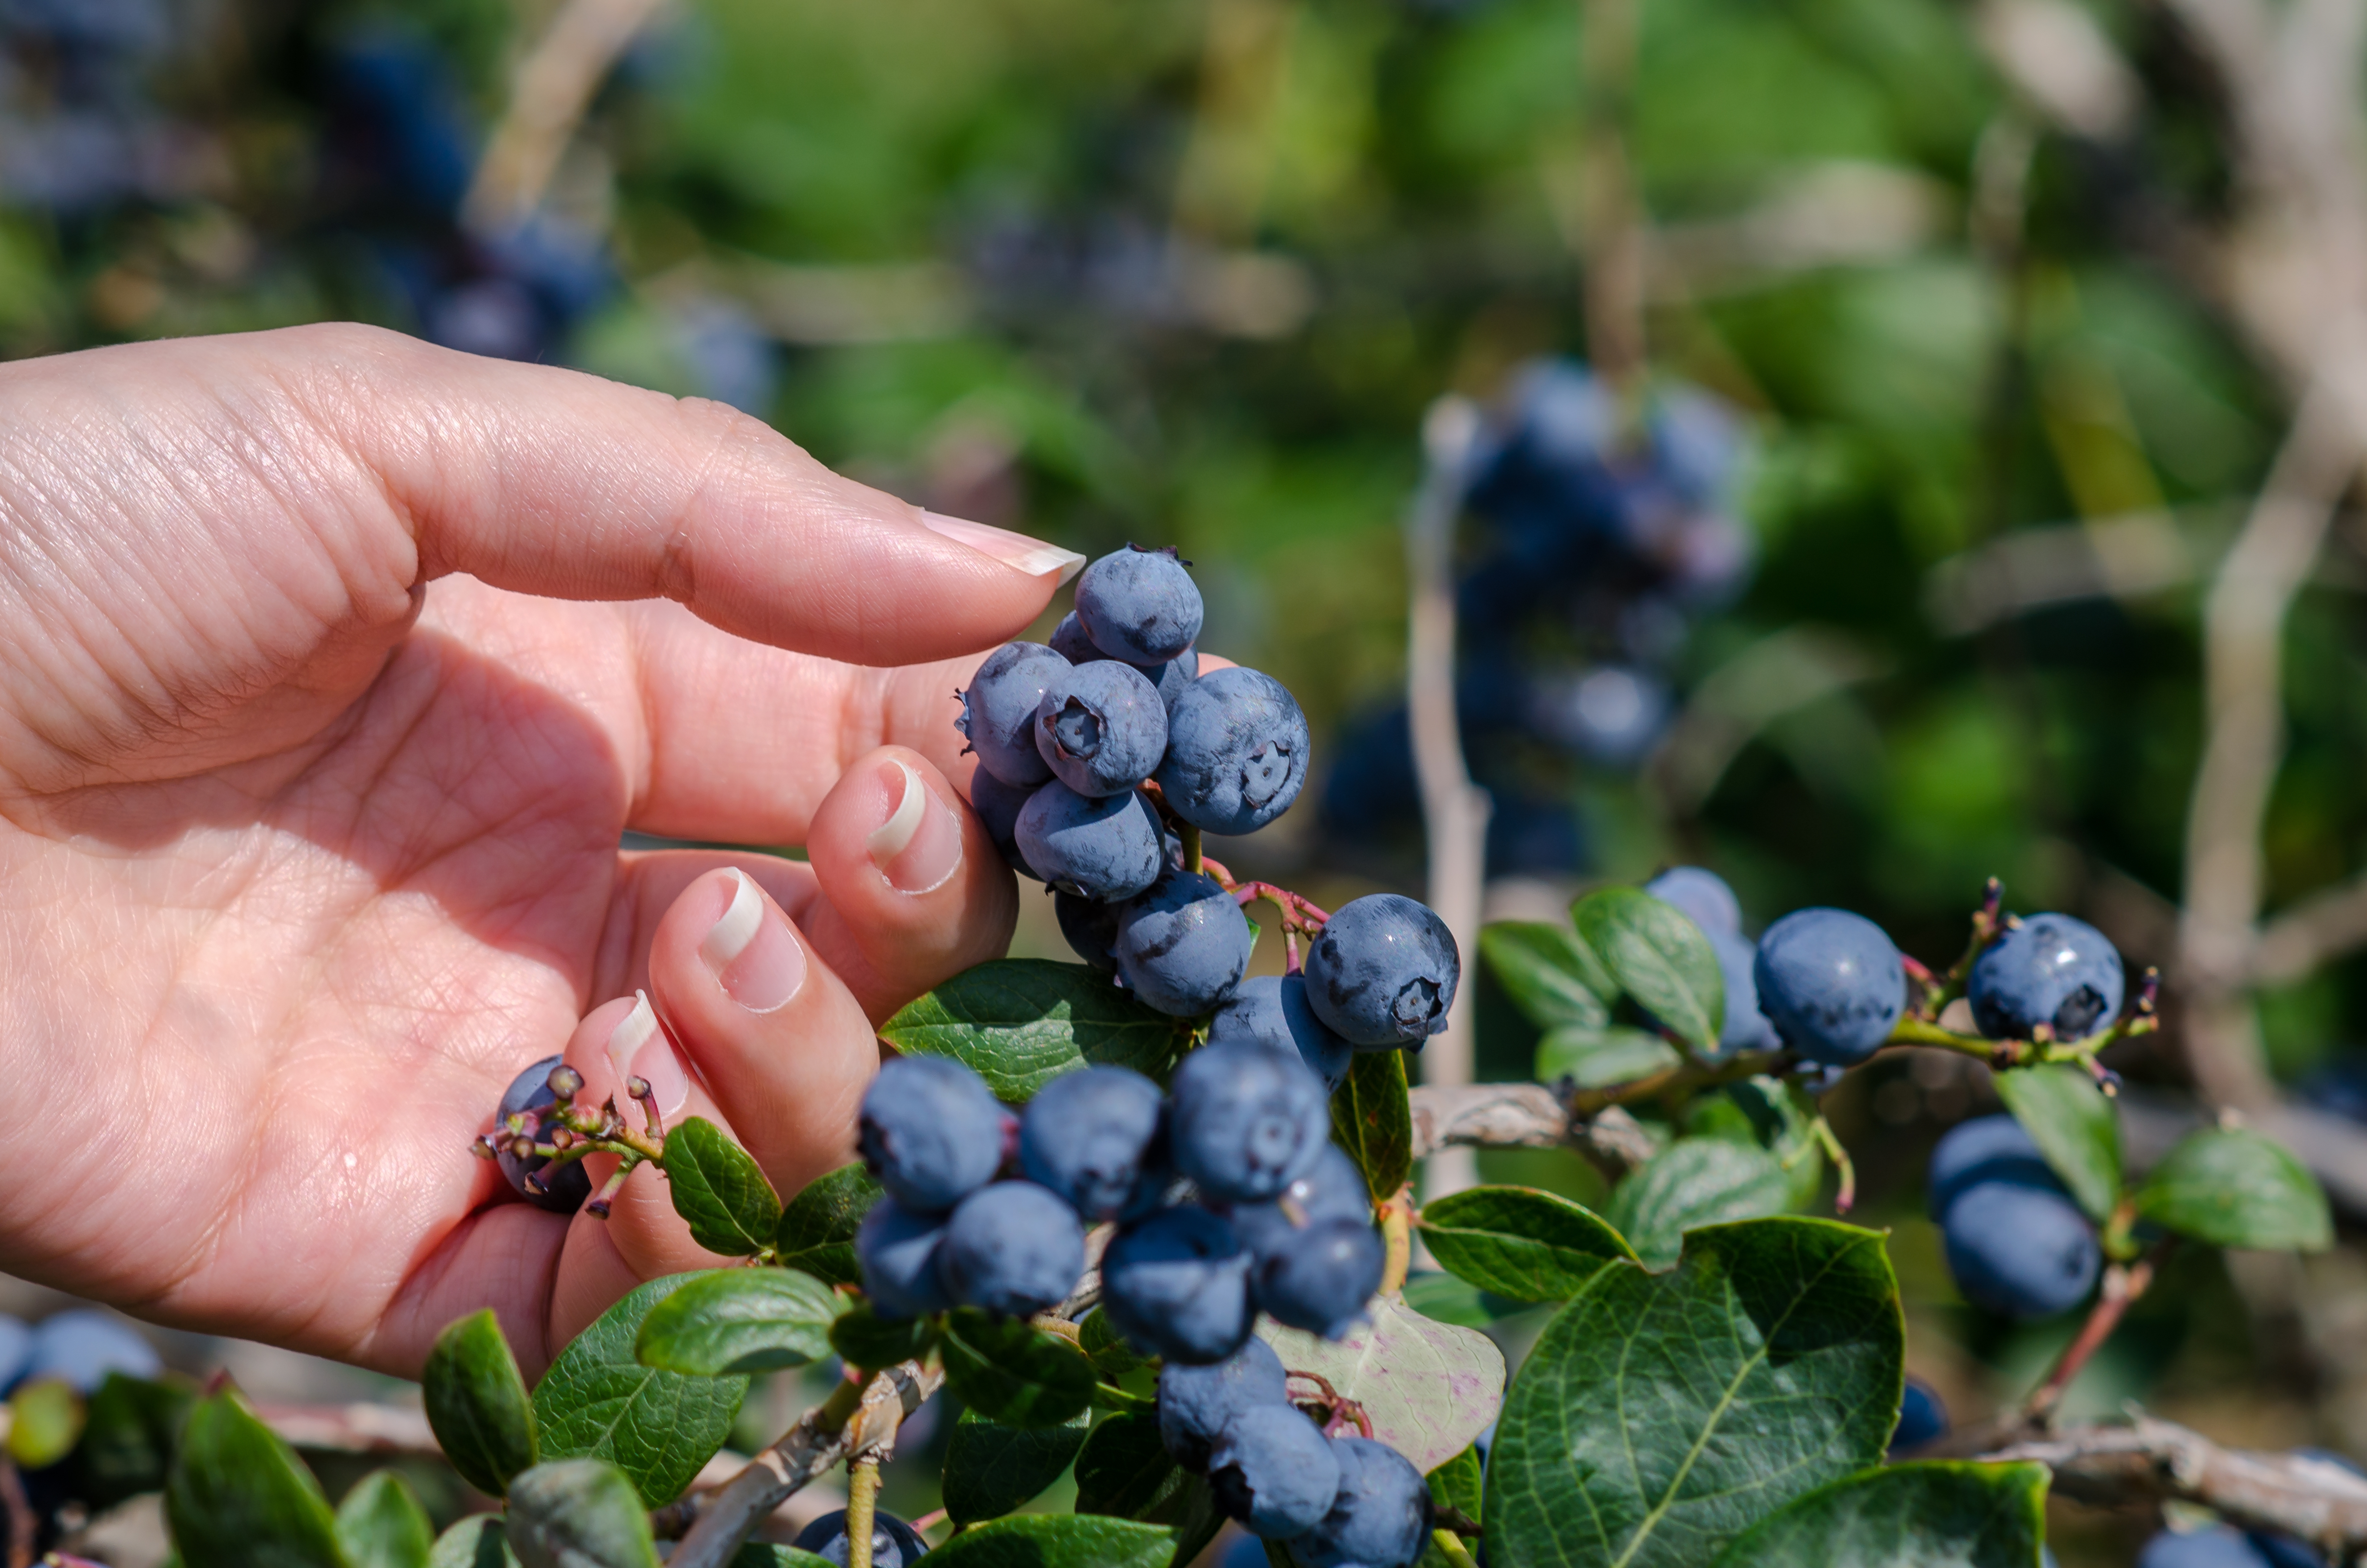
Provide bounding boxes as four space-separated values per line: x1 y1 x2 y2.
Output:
1054 890 1124 972
1253 1217 1384 1340
1302 894 1461 1048
25 1311 161 1393
2136 1528 2277 1568
1114 869 1255 1016
1016 782 1165 902
855 1198 953 1320
1889 1375 1948 1455
956 641 1067 787
1210 1404 1343 1539
0 1316 28 1395
1926 1114 2057 1219
967 767 1042 881
1969 913 2126 1042
1644 865 1743 937
1019 1066 1167 1220
1076 545 1204 664
1752 908 1906 1065
1208 974 1354 1091
1101 1204 1257 1364
1053 611 1199 706
792 1508 932 1568
1169 1041 1331 1204
1940 1178 2101 1319
1706 929 1781 1056
1033 659 1169 797
857 1056 1012 1213
938 1181 1088 1317
1287 1436 1434 1568
1226 1145 1373 1262
1158 1336 1290 1469
496 1055 591 1214
1155 668 1311 835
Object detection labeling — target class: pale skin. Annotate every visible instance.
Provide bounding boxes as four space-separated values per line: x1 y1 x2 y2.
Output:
0 323 1085 1378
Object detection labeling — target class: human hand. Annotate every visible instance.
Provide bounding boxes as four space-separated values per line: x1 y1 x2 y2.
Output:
0 324 1077 1375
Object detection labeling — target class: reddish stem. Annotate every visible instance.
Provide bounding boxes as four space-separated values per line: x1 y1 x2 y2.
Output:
2024 1250 2162 1423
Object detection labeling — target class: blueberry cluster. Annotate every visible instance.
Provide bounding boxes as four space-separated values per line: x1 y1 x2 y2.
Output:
1160 1339 1434 1567
1926 1116 2101 1319
0 1307 161 1396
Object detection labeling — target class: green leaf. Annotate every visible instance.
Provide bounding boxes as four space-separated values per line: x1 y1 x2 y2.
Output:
1332 1048 1415 1203
429 1519 518 1568
1484 1217 1904 1568
1400 1273 1502 1328
634 1268 841 1376
75 1372 193 1509
2134 1126 2332 1251
1993 1064 2123 1222
943 1408 1091 1525
1258 1294 1506 1473
1608 1137 1794 1270
1707 1460 2051 1567
504 1459 661 1568
425 1310 539 1499
660 1118 783 1258
1479 922 1613 1031
939 1310 1097 1428
827 1298 939 1371
1417 1185 1636 1302
920 1513 1178 1568
8 1377 84 1468
335 1471 435 1568
1073 1407 1188 1520
1574 886 1725 1055
1078 1308 1150 1383
773 1163 885 1287
165 1389 350 1568
1687 1078 1825 1211
1416 1447 1486 1568
728 1550 834 1568
1534 1026 1684 1089
879 959 1184 1099
532 1275 748 1506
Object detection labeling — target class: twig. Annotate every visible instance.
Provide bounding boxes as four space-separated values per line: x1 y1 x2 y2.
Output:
844 1459 880 1568
2024 1252 2163 1424
1 1458 33 1568
1404 1082 1659 1174
463 0 670 235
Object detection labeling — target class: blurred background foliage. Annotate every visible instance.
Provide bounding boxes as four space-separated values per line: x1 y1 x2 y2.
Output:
5 0 2359 1557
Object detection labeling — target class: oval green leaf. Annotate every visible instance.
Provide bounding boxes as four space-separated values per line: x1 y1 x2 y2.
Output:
532 1274 748 1506
879 958 1185 1099
165 1389 349 1568
943 1408 1091 1525
78 1372 195 1510
1993 1064 2122 1222
1258 1294 1506 1474
774 1163 885 1287
1479 922 1614 1031
1073 1407 1188 1520
1332 1047 1415 1203
827 1299 939 1371
1534 1026 1684 1090
1417 1185 1636 1302
1574 886 1725 1055
335 1470 435 1568
1607 1136 1793 1271
430 1518 518 1568
1079 1308 1150 1384
634 1267 842 1376
1483 1217 1904 1568
920 1513 1178 1568
2134 1125 2332 1251
504 1459 661 1568
939 1310 1097 1428
660 1118 783 1258
1707 1460 2050 1567
424 1309 538 1499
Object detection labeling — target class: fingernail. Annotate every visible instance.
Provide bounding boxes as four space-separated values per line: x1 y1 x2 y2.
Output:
605 990 689 1118
867 758 964 894
922 511 1086 585
699 867 806 1013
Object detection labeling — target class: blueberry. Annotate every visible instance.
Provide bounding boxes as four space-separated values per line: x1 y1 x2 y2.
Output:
1968 913 2126 1042
1101 1205 1257 1364
1926 1114 2057 1219
956 641 1068 788
1889 1375 1948 1455
25 1311 161 1393
1644 866 1742 938
1940 1178 2101 1319
1019 1067 1167 1220
0 1315 28 1395
1287 1436 1434 1568
791 1507 932 1567
1226 1146 1373 1261
1055 890 1124 971
1170 1041 1332 1204
1752 908 1906 1065
1052 611 1199 705
1076 545 1204 664
1210 1404 1342 1539
1253 1218 1384 1339
1154 668 1311 835
858 1056 1012 1213
1033 659 1169 797
1016 782 1165 902
856 1199 953 1320
1208 975 1354 1091
2136 1528 2277 1568
1157 1336 1290 1469
967 767 1042 881
1302 895 1460 1049
938 1181 1087 1317
494 1056 591 1214
1706 930 1781 1056
1114 870 1254 1016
